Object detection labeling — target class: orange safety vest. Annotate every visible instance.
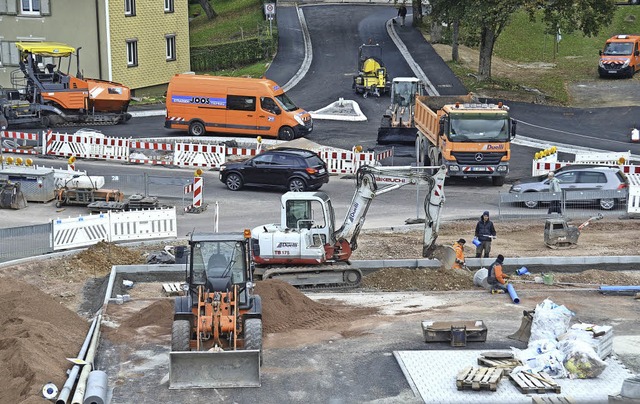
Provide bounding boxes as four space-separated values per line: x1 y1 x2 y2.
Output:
452 242 465 269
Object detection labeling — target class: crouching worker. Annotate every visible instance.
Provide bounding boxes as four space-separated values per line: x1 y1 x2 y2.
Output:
452 238 467 270
487 254 510 294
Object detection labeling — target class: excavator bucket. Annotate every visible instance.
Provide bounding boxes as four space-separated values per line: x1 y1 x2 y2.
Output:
430 245 456 269
169 350 261 389
377 126 417 145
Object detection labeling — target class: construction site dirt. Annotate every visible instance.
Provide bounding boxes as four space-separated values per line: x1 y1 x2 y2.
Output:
1 218 639 403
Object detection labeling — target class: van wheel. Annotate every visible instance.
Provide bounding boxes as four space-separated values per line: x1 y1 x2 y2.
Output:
189 121 205 136
225 173 243 191
278 126 295 141
288 178 306 192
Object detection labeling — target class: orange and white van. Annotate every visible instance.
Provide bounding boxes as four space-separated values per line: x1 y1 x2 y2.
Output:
165 74 313 140
598 35 640 78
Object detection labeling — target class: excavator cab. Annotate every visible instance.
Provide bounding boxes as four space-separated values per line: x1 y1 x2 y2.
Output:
353 44 390 98
170 232 262 389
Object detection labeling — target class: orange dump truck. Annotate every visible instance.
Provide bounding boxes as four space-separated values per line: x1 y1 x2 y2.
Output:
414 94 517 186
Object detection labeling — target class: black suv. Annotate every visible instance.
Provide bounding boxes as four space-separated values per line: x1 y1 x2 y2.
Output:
219 147 330 191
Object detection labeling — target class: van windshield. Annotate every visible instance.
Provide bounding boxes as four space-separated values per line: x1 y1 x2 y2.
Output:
275 93 299 112
603 42 634 56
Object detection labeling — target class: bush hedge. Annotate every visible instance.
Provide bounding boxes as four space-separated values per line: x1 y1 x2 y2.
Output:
190 34 277 72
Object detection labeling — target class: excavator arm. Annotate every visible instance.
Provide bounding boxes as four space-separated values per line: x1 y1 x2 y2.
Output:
332 165 447 261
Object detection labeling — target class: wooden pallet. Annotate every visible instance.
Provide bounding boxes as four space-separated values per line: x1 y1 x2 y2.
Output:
510 371 561 394
477 356 523 375
456 366 503 391
532 396 574 404
162 282 183 296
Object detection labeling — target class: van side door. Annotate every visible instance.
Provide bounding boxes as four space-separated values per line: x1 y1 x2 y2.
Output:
226 93 258 135
258 96 281 137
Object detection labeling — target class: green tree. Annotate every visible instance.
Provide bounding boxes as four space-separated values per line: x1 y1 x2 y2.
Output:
198 0 218 20
430 0 616 81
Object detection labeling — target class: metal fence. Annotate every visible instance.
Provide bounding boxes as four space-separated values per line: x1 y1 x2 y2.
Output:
498 189 628 220
0 223 52 263
102 173 195 211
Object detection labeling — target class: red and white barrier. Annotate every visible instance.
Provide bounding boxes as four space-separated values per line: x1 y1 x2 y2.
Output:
321 146 379 174
129 140 174 165
628 174 640 214
183 176 203 212
0 130 40 155
174 143 225 168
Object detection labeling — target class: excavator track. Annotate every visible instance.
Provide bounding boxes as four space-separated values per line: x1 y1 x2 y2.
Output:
256 265 362 290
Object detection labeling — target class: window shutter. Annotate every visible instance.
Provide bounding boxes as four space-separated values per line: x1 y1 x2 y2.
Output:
41 0 51 15
6 0 16 15
1 43 10 66
9 42 20 65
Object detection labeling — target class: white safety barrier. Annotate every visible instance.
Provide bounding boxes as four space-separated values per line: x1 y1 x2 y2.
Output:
575 150 630 165
52 207 177 251
627 174 640 215
89 136 129 161
0 130 39 155
44 130 95 158
320 146 380 174
173 143 226 168
109 208 177 242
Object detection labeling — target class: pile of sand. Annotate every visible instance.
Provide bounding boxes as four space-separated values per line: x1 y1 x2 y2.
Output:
0 278 89 404
255 280 377 333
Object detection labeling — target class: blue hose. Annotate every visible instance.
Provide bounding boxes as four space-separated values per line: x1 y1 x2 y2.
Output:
507 283 520 304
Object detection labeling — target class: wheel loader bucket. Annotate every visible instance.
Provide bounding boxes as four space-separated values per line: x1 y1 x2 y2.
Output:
169 350 261 389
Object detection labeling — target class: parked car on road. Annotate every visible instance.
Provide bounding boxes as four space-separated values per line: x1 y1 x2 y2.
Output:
508 166 628 210
219 147 329 192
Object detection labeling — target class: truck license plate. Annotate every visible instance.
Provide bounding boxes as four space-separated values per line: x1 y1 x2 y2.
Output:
471 167 486 171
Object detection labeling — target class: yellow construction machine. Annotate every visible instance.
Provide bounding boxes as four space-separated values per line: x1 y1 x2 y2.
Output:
352 44 390 98
169 231 263 389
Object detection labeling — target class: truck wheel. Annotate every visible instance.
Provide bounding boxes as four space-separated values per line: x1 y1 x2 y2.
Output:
492 176 505 186
278 126 295 141
244 318 263 365
171 320 191 351
188 121 205 136
225 173 243 191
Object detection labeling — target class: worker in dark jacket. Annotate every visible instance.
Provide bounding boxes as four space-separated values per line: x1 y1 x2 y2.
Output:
487 254 509 294
474 211 496 258
397 4 407 26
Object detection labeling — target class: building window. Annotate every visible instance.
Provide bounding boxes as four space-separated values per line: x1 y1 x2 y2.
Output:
21 0 41 15
126 40 138 67
164 0 174 13
125 0 136 16
166 35 176 61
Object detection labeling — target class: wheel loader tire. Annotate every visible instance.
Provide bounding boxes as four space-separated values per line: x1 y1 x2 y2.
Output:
171 320 190 352
244 318 263 365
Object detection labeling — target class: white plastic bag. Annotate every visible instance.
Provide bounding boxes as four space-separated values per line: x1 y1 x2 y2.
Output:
529 298 574 344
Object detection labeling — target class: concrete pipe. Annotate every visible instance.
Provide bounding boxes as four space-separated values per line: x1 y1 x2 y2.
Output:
83 370 108 404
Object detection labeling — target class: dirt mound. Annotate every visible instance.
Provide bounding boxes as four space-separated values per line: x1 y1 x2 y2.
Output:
362 267 475 291
0 278 89 404
255 280 377 333
103 299 173 345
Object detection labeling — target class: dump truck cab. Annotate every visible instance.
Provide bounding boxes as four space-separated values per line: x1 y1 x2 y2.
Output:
170 231 263 389
598 35 640 78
